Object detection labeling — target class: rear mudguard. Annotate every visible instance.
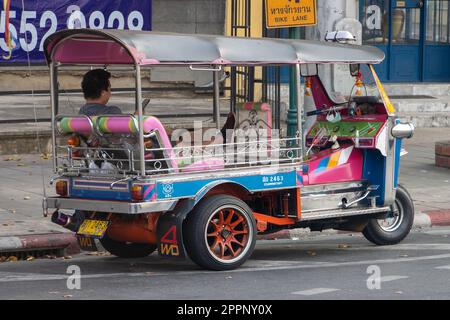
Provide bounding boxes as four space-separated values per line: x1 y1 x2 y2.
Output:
156 199 194 259
156 180 251 259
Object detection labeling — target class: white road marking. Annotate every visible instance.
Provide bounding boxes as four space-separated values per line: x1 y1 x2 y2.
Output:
380 276 409 282
264 243 450 251
420 229 450 236
1 253 450 283
225 253 450 274
292 288 340 296
0 272 166 283
362 244 450 251
435 265 450 270
244 259 329 268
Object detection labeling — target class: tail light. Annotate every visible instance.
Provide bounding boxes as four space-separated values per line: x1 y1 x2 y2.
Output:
67 135 80 147
56 180 68 197
131 185 144 201
67 135 82 158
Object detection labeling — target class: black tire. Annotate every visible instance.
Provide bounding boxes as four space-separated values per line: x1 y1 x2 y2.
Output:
99 234 157 258
363 184 414 245
183 195 257 271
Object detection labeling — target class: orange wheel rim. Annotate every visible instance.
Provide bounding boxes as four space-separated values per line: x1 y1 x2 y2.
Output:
206 207 250 262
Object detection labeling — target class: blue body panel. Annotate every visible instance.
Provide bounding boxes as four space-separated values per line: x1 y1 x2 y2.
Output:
362 149 386 205
394 118 403 188
69 179 132 201
156 171 297 200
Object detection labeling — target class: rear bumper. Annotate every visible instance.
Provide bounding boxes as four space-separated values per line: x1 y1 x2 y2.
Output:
44 197 178 215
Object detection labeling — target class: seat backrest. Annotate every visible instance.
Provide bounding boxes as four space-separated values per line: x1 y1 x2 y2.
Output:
235 102 272 135
235 102 272 148
58 116 94 135
142 116 178 172
57 115 178 172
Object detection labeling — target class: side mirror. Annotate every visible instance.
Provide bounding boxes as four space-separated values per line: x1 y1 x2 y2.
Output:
350 64 360 77
324 31 356 43
300 64 318 77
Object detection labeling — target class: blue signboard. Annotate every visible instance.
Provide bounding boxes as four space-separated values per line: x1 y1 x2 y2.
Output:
0 0 151 64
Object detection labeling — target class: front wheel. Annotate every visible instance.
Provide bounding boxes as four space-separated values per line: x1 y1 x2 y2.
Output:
363 184 414 245
183 195 257 271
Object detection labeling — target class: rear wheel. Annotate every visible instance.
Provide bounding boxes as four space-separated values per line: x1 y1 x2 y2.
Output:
184 195 257 271
100 234 157 258
363 184 414 245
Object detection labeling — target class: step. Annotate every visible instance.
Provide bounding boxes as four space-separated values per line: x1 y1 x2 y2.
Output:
391 96 450 113
398 112 450 127
384 83 450 97
435 141 450 169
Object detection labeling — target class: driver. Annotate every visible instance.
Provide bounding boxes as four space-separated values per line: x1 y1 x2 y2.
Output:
78 68 236 142
79 69 121 116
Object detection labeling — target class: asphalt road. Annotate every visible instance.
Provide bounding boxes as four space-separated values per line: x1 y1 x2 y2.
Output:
0 226 449 300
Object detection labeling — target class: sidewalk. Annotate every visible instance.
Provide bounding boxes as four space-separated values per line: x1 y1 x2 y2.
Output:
0 128 449 256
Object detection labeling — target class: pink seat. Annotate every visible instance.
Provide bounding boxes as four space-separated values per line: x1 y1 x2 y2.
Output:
180 158 225 173
59 114 226 173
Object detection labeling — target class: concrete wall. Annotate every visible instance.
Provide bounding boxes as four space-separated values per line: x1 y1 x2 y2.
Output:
150 0 227 84
152 0 226 34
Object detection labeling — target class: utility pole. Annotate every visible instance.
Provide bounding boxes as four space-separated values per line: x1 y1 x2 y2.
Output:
287 27 301 140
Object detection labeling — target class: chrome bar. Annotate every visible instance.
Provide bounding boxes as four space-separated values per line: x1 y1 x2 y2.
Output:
45 197 178 214
110 176 134 190
300 206 390 221
342 190 371 209
213 70 221 129
296 63 304 160
135 65 146 176
49 62 58 173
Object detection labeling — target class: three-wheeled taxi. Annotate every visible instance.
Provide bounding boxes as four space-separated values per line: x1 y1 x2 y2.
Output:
43 29 415 270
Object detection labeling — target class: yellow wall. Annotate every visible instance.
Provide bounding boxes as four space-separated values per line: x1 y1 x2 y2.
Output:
225 0 263 101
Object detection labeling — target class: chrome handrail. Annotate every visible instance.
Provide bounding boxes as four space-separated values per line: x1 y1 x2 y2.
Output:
55 137 303 178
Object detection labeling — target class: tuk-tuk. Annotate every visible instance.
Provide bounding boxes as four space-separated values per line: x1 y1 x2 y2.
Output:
43 29 415 271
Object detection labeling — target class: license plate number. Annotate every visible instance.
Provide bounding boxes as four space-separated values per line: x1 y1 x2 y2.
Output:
77 219 110 238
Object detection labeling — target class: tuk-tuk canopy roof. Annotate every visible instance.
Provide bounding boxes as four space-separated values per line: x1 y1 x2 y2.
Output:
44 29 385 66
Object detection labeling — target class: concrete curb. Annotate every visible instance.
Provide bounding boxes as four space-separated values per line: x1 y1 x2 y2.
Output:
0 233 80 256
1 210 449 254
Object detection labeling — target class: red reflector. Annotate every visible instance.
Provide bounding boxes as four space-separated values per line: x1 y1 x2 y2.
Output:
56 180 68 197
131 185 144 201
72 150 82 158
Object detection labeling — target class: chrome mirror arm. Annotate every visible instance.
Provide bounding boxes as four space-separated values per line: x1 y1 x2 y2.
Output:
110 176 135 190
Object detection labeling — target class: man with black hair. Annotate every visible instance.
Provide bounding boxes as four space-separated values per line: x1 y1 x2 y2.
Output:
78 69 236 142
79 69 122 116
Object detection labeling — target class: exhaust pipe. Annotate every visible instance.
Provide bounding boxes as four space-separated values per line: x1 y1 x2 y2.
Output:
51 211 79 232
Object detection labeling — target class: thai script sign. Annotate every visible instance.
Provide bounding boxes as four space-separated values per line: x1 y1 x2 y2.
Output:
265 0 317 29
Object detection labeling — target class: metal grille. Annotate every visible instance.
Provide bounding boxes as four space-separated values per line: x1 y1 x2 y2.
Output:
262 3 282 131
230 0 254 110
0 248 64 261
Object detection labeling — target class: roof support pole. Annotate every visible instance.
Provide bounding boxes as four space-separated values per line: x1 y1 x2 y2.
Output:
296 63 303 160
287 27 301 145
49 62 58 172
213 69 221 130
135 64 146 176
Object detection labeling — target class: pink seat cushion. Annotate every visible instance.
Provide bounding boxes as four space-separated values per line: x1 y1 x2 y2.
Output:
180 158 225 173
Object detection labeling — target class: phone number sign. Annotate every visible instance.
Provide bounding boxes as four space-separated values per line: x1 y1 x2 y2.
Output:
0 0 151 64
265 0 317 29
